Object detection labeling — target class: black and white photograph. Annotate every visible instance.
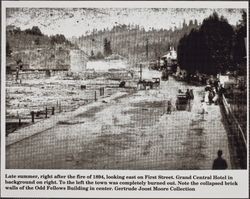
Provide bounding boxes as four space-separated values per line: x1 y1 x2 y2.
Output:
4 3 247 171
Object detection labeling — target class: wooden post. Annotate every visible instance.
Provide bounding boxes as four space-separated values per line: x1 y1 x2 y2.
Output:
31 111 35 123
139 64 142 81
100 87 104 96
52 107 55 115
94 91 97 101
19 118 21 126
45 107 48 118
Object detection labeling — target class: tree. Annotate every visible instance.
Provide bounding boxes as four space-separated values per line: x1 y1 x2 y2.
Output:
50 34 68 45
233 10 247 64
89 50 95 60
194 19 198 27
104 38 108 56
90 50 94 57
177 12 234 75
200 12 234 73
13 27 21 34
6 42 12 57
96 51 104 59
182 20 187 29
177 30 209 74
25 26 42 36
104 38 112 56
34 37 40 45
189 20 194 27
31 26 42 36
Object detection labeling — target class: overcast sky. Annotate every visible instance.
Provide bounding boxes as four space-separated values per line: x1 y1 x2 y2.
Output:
6 8 245 38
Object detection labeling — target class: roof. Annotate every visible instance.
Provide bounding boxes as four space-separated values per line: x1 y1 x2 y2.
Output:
105 54 125 60
161 49 177 60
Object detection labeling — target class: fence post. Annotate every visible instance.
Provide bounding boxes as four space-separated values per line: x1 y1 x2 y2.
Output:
94 91 97 101
100 87 104 96
31 111 35 123
45 107 48 118
18 118 21 126
52 107 55 115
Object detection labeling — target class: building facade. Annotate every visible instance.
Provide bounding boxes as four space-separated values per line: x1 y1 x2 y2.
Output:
70 49 88 73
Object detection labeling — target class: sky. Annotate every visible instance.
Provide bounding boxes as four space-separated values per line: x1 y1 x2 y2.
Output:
6 8 245 38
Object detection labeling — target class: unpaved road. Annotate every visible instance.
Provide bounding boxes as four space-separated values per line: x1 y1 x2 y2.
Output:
6 76 231 169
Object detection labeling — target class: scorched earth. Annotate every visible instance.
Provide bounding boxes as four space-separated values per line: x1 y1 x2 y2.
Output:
6 70 231 169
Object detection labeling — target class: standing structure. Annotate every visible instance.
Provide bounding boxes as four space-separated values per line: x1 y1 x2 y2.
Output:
70 49 88 73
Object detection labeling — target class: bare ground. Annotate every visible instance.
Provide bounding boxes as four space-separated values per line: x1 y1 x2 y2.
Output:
6 77 231 169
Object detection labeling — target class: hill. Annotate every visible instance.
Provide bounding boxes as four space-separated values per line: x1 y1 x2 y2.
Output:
6 25 74 71
74 21 199 64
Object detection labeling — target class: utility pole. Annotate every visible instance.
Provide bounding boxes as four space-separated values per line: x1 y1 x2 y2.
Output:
146 38 148 61
146 38 150 69
139 64 142 81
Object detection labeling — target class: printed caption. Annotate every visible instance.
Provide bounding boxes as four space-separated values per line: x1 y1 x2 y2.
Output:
5 174 238 192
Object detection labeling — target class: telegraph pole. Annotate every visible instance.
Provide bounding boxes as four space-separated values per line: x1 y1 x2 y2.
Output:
139 64 142 80
146 38 149 69
146 38 148 61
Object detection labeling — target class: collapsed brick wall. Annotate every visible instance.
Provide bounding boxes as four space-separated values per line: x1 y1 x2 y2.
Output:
70 49 87 72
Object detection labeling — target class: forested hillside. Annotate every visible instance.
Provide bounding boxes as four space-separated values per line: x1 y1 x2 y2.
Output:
73 20 199 63
6 25 73 70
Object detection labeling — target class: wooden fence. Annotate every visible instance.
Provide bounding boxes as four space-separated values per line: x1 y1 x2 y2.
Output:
221 94 247 168
6 86 107 136
222 94 247 148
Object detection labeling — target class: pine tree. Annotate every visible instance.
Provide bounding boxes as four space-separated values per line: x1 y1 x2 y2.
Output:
177 12 234 75
6 42 12 57
34 37 40 45
233 10 247 64
104 38 112 56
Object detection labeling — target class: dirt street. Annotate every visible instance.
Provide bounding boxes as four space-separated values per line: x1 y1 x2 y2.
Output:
6 76 231 169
